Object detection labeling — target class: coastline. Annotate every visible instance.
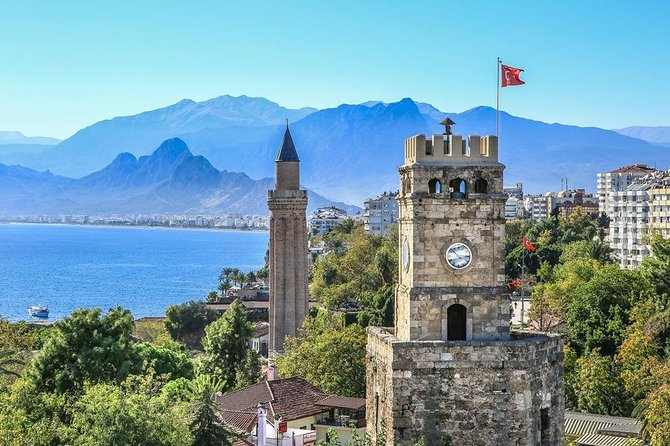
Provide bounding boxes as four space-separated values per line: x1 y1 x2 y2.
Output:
0 221 269 233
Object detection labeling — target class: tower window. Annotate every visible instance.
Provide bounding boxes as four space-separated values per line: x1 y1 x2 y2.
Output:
474 178 488 193
447 304 467 340
428 179 442 194
449 178 467 197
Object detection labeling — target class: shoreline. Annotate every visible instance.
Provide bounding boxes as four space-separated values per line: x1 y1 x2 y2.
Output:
0 221 269 233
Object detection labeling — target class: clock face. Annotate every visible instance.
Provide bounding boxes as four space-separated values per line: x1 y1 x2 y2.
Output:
402 240 410 271
446 242 472 269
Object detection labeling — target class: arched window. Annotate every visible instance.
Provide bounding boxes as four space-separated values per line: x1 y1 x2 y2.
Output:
449 178 466 198
428 178 442 194
474 178 488 193
447 304 467 340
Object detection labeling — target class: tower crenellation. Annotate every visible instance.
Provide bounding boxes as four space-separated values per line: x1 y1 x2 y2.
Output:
404 133 499 165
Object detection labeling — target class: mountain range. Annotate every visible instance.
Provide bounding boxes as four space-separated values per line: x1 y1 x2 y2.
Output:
0 138 358 216
1 95 669 206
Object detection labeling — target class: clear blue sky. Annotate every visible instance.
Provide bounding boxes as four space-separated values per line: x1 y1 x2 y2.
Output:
1 0 668 139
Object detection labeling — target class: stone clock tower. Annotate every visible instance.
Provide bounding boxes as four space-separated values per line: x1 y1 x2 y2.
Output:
366 122 564 446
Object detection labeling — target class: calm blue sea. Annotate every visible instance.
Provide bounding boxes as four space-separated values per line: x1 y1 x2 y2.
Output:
0 224 268 321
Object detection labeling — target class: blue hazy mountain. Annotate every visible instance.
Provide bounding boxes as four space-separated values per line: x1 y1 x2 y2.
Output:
13 95 316 176
2 95 669 204
615 126 670 145
0 138 358 216
0 131 61 145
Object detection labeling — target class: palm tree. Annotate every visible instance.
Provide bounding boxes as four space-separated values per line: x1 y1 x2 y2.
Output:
188 375 235 446
217 279 232 297
245 271 257 285
233 270 245 289
588 239 613 264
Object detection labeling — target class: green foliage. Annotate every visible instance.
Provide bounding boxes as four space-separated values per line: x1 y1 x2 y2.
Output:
188 375 235 446
29 307 137 394
62 375 192 446
567 265 651 355
161 377 193 403
200 299 261 391
165 300 220 349
641 232 670 301
277 310 367 397
132 342 195 381
133 317 174 346
310 224 397 323
0 318 39 351
574 349 632 416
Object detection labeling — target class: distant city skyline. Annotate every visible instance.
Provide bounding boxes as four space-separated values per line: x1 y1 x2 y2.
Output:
1 0 668 139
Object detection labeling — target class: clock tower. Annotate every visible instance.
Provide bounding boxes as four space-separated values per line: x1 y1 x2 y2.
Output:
366 122 564 446
395 120 509 343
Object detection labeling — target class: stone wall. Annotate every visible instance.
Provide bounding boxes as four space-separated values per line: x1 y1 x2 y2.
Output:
366 327 565 446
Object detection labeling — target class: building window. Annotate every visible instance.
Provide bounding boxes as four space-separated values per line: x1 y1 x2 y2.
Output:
428 179 442 194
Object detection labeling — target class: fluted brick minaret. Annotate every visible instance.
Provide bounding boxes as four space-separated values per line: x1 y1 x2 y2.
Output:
268 123 308 359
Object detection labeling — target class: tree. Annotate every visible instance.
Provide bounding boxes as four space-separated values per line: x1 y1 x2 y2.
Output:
0 349 23 378
200 299 261 391
641 233 670 301
567 264 651 356
132 342 195 381
574 349 632 416
188 375 235 446
165 301 220 349
277 310 367 397
29 307 137 394
63 375 192 446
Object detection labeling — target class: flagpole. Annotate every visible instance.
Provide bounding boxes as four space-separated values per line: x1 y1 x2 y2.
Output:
496 57 500 139
521 237 525 325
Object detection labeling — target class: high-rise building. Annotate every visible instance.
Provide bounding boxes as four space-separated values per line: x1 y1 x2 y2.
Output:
364 191 398 235
606 169 670 268
597 164 656 216
366 125 564 445
267 125 309 358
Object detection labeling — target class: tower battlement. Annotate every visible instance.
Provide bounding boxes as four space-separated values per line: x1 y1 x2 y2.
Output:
404 134 499 165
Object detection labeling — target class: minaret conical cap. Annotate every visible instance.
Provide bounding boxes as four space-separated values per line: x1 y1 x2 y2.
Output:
275 123 300 162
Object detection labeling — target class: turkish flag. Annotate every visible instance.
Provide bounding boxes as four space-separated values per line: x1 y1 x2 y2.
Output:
522 236 537 251
501 64 525 87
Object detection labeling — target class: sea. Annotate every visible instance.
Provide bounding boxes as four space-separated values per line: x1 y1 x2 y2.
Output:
0 224 268 322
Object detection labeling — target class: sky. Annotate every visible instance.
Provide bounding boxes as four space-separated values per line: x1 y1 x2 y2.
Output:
1 0 668 139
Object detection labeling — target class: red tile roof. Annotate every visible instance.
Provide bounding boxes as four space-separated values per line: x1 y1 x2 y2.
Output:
611 164 656 174
217 377 337 432
315 395 366 410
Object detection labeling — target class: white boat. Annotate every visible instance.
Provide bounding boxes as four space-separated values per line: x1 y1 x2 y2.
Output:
28 305 49 318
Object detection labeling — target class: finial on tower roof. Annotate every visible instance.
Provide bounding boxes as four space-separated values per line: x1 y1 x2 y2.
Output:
276 123 299 162
440 117 456 136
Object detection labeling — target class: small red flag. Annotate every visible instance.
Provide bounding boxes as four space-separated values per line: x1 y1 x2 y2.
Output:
507 279 523 290
501 64 525 87
522 236 537 251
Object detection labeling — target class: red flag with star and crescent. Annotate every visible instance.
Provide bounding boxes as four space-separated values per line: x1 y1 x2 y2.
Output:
522 236 537 251
501 64 525 87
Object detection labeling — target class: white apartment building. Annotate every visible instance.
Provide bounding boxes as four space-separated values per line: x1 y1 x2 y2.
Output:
363 191 398 235
308 207 348 235
523 195 549 220
605 169 670 268
597 164 656 216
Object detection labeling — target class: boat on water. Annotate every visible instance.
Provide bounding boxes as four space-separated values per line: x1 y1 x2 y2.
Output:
28 305 49 318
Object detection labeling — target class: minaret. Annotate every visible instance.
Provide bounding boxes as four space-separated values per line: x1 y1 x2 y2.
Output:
267 123 309 360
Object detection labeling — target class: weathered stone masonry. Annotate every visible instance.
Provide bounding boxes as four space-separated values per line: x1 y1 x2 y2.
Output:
366 128 565 445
